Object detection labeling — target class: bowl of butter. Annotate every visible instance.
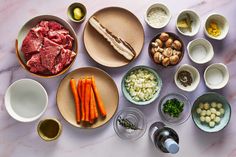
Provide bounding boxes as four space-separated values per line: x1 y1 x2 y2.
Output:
67 3 87 23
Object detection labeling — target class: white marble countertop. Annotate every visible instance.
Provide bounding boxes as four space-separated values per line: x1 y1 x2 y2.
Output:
0 0 236 157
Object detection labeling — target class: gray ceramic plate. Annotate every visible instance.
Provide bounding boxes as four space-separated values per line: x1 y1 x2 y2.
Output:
15 15 78 78
192 92 231 133
121 65 162 105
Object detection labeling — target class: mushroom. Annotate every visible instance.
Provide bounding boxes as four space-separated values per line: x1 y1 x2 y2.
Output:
162 57 170 66
165 38 173 48
151 42 158 47
173 50 182 56
155 39 163 48
170 55 180 65
172 40 182 50
153 52 164 63
163 47 173 57
159 32 169 42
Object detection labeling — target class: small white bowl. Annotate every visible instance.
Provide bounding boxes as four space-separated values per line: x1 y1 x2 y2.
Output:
174 64 200 92
204 63 229 89
204 13 229 40
187 38 214 64
5 79 48 122
145 3 171 29
176 10 201 36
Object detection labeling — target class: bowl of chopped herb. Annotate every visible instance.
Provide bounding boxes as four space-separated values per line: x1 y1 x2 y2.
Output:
158 93 191 125
113 107 147 140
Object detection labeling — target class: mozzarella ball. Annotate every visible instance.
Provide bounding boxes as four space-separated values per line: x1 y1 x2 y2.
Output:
210 108 217 114
196 108 202 114
200 110 206 116
200 116 205 122
219 108 225 115
205 116 211 123
206 110 211 116
216 111 221 116
209 121 215 127
210 114 216 120
214 116 221 123
211 102 217 108
217 103 223 109
199 103 204 109
204 103 210 110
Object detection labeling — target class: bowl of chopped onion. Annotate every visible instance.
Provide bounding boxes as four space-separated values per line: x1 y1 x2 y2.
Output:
121 65 162 105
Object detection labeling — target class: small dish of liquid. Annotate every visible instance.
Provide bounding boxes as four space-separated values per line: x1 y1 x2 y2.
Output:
37 118 62 141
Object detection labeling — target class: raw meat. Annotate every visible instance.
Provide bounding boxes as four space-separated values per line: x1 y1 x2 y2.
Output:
21 30 43 60
21 20 76 75
26 53 47 73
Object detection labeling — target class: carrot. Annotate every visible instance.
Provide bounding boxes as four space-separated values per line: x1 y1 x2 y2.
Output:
85 78 92 122
77 79 84 121
90 88 96 123
81 78 86 121
77 79 82 99
70 79 81 124
91 76 107 117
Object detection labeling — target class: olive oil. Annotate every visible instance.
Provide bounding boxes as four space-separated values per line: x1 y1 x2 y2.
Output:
149 122 179 154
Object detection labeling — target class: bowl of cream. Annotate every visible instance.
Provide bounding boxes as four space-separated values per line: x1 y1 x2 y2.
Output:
187 38 214 64
204 63 229 89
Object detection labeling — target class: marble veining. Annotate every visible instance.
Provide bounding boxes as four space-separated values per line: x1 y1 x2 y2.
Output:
0 0 236 157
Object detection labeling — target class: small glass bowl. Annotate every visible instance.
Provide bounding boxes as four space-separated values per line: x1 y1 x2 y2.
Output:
158 93 191 125
113 107 147 140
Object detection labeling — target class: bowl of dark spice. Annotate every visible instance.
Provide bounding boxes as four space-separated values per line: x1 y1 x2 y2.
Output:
174 64 200 92
158 93 191 125
113 107 146 140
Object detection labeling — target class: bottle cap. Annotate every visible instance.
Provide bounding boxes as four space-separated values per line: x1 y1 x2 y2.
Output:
164 138 179 154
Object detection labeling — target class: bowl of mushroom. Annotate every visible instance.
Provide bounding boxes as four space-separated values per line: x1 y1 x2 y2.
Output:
149 32 184 67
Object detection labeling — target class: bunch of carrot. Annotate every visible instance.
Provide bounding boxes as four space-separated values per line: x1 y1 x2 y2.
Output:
70 76 107 125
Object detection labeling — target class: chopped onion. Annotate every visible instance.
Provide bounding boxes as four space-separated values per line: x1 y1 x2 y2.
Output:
125 68 159 102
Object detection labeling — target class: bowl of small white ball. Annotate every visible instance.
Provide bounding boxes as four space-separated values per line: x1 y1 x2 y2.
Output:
192 92 231 133
121 65 162 105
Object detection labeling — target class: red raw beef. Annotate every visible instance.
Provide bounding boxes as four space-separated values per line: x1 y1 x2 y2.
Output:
21 30 43 59
51 49 76 74
26 53 47 73
21 20 75 75
48 21 63 30
40 38 62 71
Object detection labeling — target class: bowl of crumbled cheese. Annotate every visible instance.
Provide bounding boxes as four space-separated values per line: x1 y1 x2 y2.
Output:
145 3 171 29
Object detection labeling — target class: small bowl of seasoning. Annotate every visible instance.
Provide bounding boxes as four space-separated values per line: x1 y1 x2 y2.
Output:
67 2 87 23
145 3 171 29
187 38 214 64
204 63 229 89
174 64 200 92
113 107 147 140
176 10 201 36
204 13 229 40
37 118 62 141
158 93 191 125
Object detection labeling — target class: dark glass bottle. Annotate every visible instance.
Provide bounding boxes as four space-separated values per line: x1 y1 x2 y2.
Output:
149 122 179 154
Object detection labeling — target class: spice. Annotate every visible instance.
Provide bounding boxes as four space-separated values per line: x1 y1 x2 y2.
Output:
73 8 84 20
177 13 193 32
117 116 141 130
163 98 184 117
207 21 221 37
177 70 193 87
147 7 168 27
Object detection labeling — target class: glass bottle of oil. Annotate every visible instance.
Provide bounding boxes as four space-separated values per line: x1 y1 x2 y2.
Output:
149 122 179 154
